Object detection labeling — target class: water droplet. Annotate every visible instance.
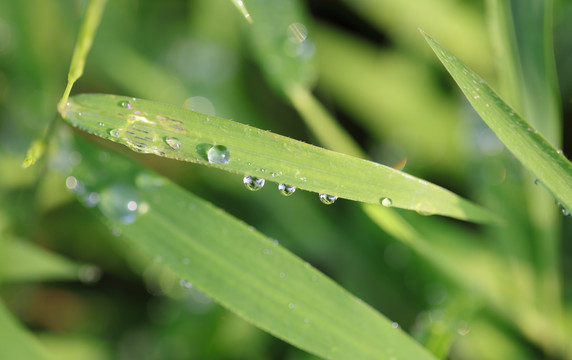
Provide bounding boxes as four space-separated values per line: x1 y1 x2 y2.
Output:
182 258 190 265
288 303 297 309
99 184 140 225
391 322 399 329
287 23 308 43
180 279 193 289
311 275 318 282
457 321 470 335
556 149 564 155
183 96 215 116
562 207 570 216
243 176 265 191
415 203 435 216
263 249 272 255
165 137 181 150
280 272 287 278
381 197 392 207
65 176 78 190
319 193 337 205
278 184 296 196
118 100 133 109
109 129 120 138
83 192 100 208
207 145 230 164
303 318 310 323
98 122 105 127
78 265 101 283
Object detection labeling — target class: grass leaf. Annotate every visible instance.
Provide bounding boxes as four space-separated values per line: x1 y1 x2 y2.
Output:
0 238 84 284
60 93 494 223
66 135 436 360
0 301 51 360
421 30 572 214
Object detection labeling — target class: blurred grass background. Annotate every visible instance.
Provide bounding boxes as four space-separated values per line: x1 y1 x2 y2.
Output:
1 0 571 359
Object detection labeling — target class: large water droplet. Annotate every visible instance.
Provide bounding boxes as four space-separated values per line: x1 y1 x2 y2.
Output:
243 176 265 191
118 100 133 109
165 137 181 150
207 145 230 164
278 184 296 196
381 197 392 207
319 193 337 205
99 184 140 224
183 96 215 116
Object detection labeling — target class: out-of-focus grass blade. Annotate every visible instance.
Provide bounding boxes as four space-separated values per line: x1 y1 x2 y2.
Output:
0 238 87 284
0 301 51 360
338 0 492 75
57 0 107 111
230 0 253 23
60 94 494 223
65 135 435 360
23 0 107 168
245 0 315 94
421 30 572 214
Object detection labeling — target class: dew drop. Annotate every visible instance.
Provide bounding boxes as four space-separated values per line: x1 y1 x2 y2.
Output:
78 265 102 284
83 192 100 208
165 137 181 150
381 197 392 207
391 322 399 329
562 207 570 216
180 279 192 289
207 145 230 164
243 176 265 191
287 23 308 43
288 303 297 309
118 100 133 109
319 193 337 205
278 183 296 196
98 122 105 127
109 129 121 138
457 321 470 335
99 184 140 225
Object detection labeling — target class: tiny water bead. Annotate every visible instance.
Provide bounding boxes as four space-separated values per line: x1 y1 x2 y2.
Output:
391 322 399 329
207 145 230 164
99 184 141 225
381 197 392 207
109 128 120 138
180 279 192 289
165 137 181 150
243 176 265 191
278 183 296 196
319 193 337 205
118 100 133 109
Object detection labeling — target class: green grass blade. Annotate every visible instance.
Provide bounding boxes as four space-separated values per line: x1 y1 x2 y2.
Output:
23 0 107 169
0 301 51 360
0 238 85 284
60 93 493 223
57 0 107 112
230 0 253 23
421 30 572 214
66 135 435 360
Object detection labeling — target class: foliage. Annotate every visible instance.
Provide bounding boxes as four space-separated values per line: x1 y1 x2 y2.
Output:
1 0 571 359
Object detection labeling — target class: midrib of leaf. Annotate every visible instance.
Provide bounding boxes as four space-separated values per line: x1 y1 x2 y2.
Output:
60 94 494 223
421 30 572 214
